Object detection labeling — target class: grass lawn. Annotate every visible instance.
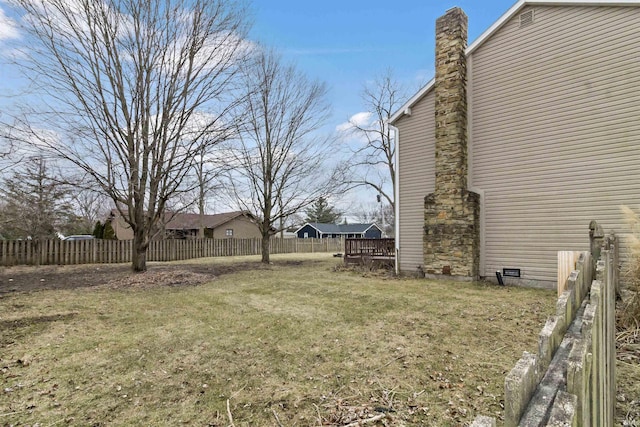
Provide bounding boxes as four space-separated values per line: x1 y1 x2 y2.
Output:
1 253 558 426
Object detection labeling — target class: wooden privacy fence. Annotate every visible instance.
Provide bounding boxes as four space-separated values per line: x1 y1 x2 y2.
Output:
0 237 345 266
472 222 618 427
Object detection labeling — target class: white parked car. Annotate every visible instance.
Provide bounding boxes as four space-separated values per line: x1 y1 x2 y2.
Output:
62 235 95 241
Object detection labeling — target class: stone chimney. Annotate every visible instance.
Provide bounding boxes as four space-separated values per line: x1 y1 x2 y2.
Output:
423 7 480 280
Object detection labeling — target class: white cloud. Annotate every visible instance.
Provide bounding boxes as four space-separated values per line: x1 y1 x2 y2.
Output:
0 7 19 41
335 111 372 133
350 111 373 127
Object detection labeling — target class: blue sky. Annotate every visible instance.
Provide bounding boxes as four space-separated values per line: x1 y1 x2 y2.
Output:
0 0 520 217
247 0 518 214
249 1 518 128
0 0 519 123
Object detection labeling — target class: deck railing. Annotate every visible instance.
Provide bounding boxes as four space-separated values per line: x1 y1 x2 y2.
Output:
344 238 395 263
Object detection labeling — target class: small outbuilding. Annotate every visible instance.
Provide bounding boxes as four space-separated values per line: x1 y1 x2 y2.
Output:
295 223 382 239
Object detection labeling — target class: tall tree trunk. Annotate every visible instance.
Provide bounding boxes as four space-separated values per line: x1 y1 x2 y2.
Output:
278 199 284 239
33 239 41 266
199 196 205 239
132 228 148 272
261 231 270 264
198 154 206 239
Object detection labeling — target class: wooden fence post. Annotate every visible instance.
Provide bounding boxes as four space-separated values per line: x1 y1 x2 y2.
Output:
0 234 360 267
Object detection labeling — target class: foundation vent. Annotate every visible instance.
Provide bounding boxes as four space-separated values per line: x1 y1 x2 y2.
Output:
519 9 535 27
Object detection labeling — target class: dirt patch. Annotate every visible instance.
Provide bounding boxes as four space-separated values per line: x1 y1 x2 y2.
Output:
0 264 132 294
0 260 319 294
0 312 79 347
102 270 213 290
0 312 78 329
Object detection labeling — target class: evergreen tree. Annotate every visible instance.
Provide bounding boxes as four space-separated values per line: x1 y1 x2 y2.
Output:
0 157 74 240
102 221 117 240
304 197 341 224
92 221 104 239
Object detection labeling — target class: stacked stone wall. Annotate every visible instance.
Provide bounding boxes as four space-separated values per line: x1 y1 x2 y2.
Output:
424 7 480 280
473 225 618 426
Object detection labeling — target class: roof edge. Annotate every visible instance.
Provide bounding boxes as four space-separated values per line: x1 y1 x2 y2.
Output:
363 223 383 233
466 0 640 54
466 0 526 55
388 78 435 124
293 222 317 234
293 222 381 235
390 0 640 120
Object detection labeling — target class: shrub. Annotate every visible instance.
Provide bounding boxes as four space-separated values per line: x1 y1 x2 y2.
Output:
92 221 104 239
102 221 117 240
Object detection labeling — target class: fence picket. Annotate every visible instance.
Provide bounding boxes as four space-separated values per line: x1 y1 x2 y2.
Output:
0 237 346 267
476 228 619 426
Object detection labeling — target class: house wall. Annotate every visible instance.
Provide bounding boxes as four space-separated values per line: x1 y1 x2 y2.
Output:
364 227 382 239
111 214 133 240
468 5 640 284
109 213 261 240
395 90 436 274
296 225 318 239
211 216 262 239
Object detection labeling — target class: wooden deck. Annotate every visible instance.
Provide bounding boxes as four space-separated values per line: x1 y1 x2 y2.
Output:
344 238 395 265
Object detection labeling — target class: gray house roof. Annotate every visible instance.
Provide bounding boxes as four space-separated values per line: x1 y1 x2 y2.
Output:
296 222 381 235
164 211 254 230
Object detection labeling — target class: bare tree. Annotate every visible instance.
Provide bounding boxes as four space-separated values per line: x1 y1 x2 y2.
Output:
70 184 112 233
0 140 16 172
350 201 394 237
2 0 250 271
192 140 232 236
351 203 379 224
0 118 21 174
340 70 406 213
226 49 340 263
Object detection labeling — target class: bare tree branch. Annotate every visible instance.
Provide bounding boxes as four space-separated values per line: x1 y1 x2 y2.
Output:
1 0 250 271
340 69 406 215
225 48 343 263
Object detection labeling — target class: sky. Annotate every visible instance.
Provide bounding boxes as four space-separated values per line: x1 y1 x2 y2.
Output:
0 0 520 219
247 0 518 215
249 1 518 130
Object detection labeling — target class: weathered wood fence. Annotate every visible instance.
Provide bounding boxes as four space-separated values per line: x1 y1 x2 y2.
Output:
0 237 345 266
472 222 618 426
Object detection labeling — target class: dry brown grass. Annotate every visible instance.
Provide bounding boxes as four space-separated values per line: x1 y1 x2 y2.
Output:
0 254 556 426
620 206 640 329
617 329 640 427
617 206 640 425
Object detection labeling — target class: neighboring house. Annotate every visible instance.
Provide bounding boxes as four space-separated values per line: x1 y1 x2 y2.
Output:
278 230 298 239
109 210 262 240
295 223 383 239
390 1 640 287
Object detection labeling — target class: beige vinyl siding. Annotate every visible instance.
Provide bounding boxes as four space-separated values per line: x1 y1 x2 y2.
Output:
211 216 262 239
469 5 640 283
396 90 436 274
